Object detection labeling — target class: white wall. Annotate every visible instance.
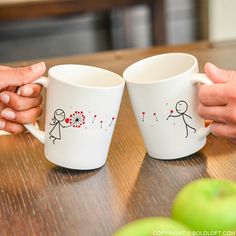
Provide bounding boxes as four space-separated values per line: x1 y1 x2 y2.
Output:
209 0 236 41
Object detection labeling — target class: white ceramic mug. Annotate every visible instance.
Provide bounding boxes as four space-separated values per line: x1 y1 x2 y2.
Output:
25 64 125 170
123 53 213 160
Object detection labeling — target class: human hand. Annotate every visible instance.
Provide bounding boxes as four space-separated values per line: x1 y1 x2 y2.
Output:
0 62 46 134
197 62 236 144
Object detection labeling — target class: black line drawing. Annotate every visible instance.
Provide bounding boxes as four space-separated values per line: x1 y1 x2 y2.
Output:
92 114 97 124
153 112 158 122
141 112 145 122
109 117 115 127
49 109 115 143
67 111 85 128
167 100 196 138
49 109 72 144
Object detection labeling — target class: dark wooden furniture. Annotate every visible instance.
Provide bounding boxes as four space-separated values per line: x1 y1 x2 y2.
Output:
1 41 236 235
0 0 166 45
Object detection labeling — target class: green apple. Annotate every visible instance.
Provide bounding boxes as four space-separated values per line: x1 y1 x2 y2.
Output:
114 217 192 236
171 178 236 234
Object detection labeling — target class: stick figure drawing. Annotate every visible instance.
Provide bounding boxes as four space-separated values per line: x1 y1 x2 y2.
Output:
48 108 114 143
49 109 71 144
167 100 196 138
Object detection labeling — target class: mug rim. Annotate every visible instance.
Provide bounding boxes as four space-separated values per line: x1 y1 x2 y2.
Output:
123 52 198 84
48 64 125 89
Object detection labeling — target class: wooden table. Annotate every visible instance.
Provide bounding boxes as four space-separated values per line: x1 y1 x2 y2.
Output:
1 41 236 235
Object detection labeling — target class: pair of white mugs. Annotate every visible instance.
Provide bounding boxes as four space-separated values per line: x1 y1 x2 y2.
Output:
25 53 213 170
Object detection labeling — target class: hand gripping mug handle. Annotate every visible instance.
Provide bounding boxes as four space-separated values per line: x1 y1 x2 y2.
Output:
23 76 48 144
191 73 213 140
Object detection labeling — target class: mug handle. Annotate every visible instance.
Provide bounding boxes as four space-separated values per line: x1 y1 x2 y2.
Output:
23 76 48 144
191 73 213 140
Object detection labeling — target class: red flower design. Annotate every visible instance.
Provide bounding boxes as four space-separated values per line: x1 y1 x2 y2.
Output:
141 112 145 122
92 114 97 123
67 111 86 128
109 117 116 127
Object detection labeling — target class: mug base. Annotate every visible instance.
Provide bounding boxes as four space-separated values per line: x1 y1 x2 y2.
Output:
45 156 106 170
146 140 206 160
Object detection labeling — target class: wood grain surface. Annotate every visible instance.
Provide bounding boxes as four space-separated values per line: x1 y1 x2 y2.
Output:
1 41 236 236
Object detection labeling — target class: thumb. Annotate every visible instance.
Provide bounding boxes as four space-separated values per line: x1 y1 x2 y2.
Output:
204 62 236 83
0 62 46 90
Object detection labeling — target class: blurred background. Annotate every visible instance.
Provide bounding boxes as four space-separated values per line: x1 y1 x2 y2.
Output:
0 0 235 63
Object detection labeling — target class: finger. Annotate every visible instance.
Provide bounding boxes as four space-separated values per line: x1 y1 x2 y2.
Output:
0 91 42 111
197 103 227 123
7 86 17 92
0 101 5 113
0 119 25 134
17 83 42 98
211 122 236 139
229 138 236 145
0 86 17 93
1 107 42 124
198 83 228 106
204 63 236 83
199 104 236 124
0 62 46 89
0 65 10 70
0 66 14 92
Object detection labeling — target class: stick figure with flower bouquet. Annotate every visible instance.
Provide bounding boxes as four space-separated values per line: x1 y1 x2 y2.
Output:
49 109 85 144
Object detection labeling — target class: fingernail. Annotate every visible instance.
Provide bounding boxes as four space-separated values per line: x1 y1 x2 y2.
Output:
22 87 33 96
0 119 5 129
1 109 16 120
0 93 10 104
208 63 219 71
31 62 45 73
